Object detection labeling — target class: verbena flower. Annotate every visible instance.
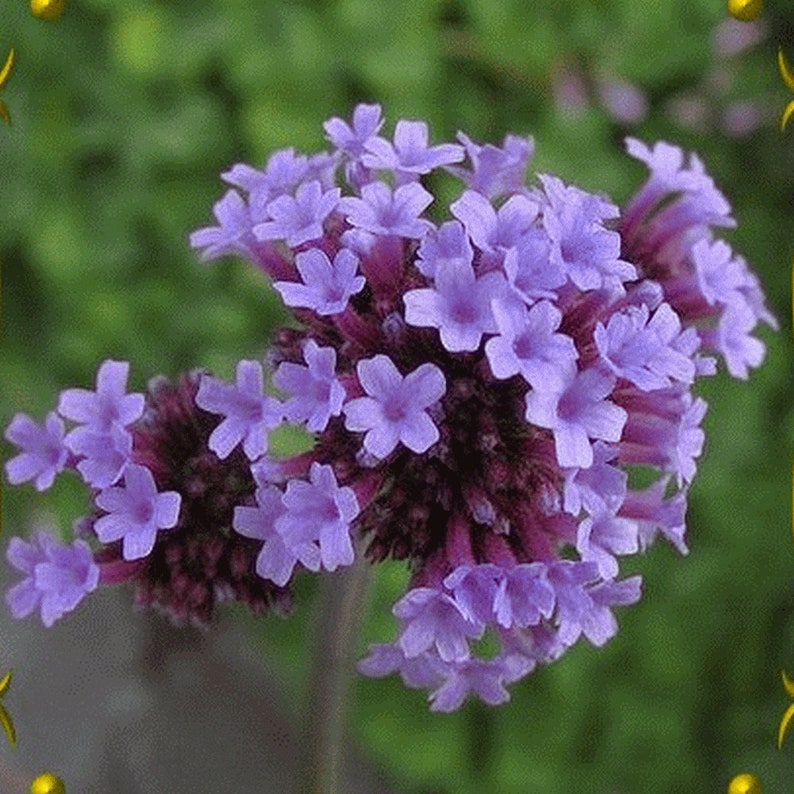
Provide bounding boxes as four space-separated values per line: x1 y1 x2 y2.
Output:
4 106 774 711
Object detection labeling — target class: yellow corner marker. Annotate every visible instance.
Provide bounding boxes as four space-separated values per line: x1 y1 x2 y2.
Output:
728 773 763 794
0 669 16 746
778 49 794 133
727 0 763 22
778 669 794 748
0 47 16 127
30 773 66 794
30 0 66 22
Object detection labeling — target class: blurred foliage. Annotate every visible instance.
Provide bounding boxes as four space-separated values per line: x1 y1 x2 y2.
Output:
1 0 794 791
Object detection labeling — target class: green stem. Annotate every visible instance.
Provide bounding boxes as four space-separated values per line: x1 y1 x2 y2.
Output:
297 552 374 794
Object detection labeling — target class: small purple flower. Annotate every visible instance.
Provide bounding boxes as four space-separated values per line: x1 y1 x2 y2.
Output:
525 368 627 469
563 442 627 516
273 248 365 316
485 299 578 389
189 190 258 263
709 302 766 380
670 396 708 485
4 412 68 491
493 564 556 629
415 221 472 279
68 424 132 489
541 175 636 294
362 119 464 178
691 238 750 307
339 181 434 238
502 229 566 304
443 564 503 625
254 181 341 248
324 103 384 159
594 302 696 391
429 652 535 712
547 560 636 647
393 587 483 662
223 147 309 212
195 360 283 461
449 132 534 199
357 643 448 690
94 463 182 560
58 360 145 439
450 189 538 257
403 258 506 352
6 531 100 627
273 340 346 432
576 511 639 579
233 483 319 586
343 356 446 458
277 463 360 573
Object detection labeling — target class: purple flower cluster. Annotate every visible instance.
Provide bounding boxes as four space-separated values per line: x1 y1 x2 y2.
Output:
5 105 773 709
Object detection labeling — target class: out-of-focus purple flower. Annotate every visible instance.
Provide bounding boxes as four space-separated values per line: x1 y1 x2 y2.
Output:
525 368 627 469
4 412 68 491
712 18 766 59
94 463 181 560
254 181 341 248
485 299 578 389
58 360 145 440
6 531 99 627
273 340 346 432
596 75 648 125
273 248 365 316
339 182 434 238
195 360 283 461
362 120 464 178
403 258 506 352
552 66 589 116
343 356 445 458
449 132 535 199
189 190 259 262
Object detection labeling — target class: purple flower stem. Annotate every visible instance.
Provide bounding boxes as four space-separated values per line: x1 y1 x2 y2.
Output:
97 557 146 585
360 235 404 300
298 546 374 794
252 244 296 282
333 306 382 351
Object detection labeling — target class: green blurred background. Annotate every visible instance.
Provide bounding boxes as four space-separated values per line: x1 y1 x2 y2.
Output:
1 0 793 791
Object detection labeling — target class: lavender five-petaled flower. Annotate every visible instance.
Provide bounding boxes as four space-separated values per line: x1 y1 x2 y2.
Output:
94 464 181 560
273 248 365 316
273 340 346 432
58 359 145 440
343 356 446 458
195 360 283 461
4 412 68 491
6 532 99 627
